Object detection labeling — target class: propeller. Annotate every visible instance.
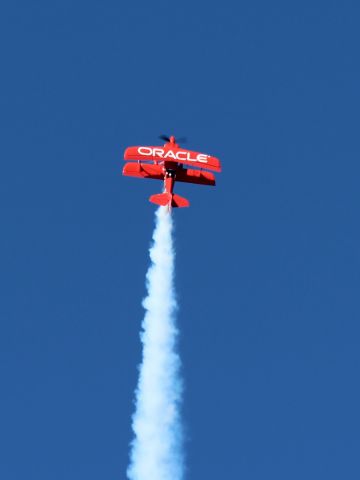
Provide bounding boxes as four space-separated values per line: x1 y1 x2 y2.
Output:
159 135 170 142
159 135 187 144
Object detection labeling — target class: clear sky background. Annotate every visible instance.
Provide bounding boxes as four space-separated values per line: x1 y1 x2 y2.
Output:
1 1 359 479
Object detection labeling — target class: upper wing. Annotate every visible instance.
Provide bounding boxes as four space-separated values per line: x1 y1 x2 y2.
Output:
124 146 221 173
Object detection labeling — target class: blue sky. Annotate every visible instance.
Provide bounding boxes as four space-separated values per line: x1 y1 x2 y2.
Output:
0 0 360 479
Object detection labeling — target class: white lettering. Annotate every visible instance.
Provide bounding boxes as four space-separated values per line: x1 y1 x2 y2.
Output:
137 147 209 164
196 154 208 163
176 151 187 160
138 147 152 156
164 150 176 159
153 148 164 158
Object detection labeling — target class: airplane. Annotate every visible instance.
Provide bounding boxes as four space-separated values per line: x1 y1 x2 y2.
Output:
123 135 221 208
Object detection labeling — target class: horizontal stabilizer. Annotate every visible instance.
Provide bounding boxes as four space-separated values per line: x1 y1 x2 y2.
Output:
149 193 189 208
149 193 172 206
172 194 190 208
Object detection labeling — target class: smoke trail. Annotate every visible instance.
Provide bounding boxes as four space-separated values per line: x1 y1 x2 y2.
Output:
127 207 183 480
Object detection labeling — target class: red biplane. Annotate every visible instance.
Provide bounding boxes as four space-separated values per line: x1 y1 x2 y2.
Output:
123 135 221 208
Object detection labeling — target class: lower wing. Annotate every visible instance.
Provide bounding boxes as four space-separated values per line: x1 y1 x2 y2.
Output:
123 163 164 180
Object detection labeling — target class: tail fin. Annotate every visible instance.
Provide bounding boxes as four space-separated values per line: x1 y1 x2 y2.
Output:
149 193 190 208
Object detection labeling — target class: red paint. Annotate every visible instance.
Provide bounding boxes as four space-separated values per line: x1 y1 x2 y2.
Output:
123 136 221 209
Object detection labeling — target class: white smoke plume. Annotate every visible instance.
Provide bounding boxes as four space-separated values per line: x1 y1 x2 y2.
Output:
127 206 184 480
